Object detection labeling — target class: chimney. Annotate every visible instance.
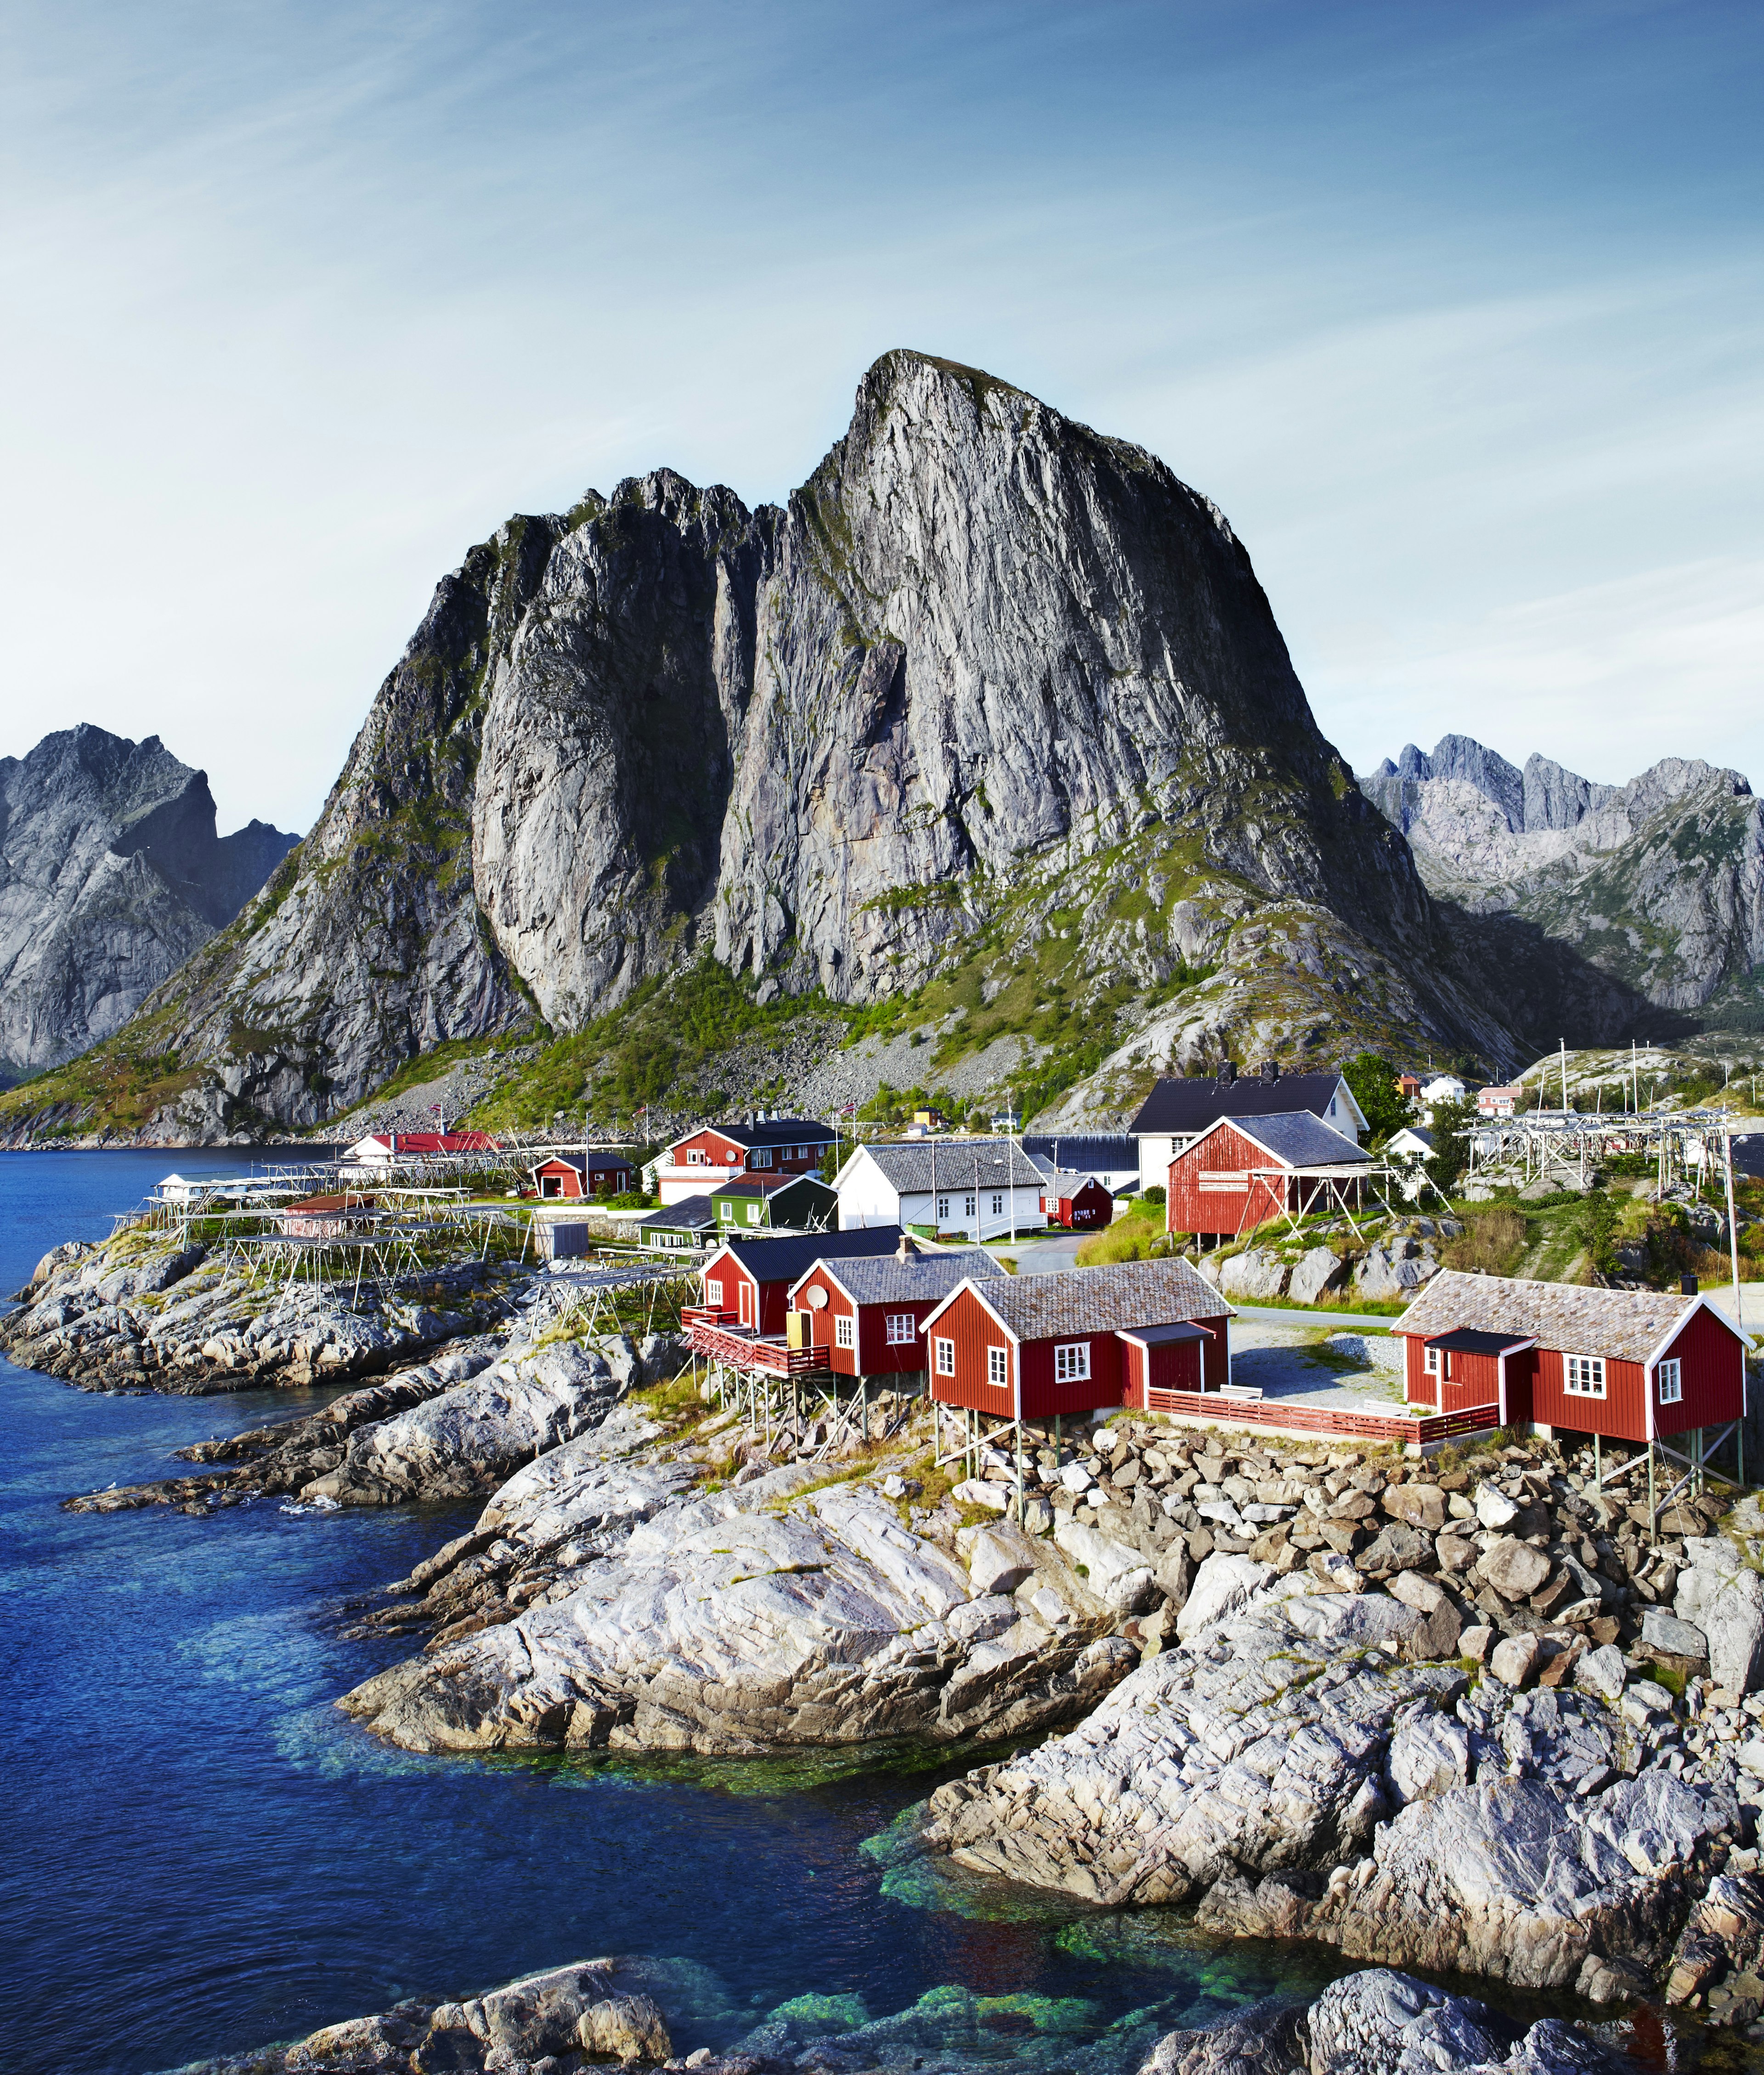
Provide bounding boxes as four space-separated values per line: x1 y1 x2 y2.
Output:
897 1232 918 1260
1216 1061 1237 1088
1681 1273 1699 1295
1260 1060 1280 1083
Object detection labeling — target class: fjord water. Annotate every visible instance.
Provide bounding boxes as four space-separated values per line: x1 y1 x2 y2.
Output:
0 1154 1523 2071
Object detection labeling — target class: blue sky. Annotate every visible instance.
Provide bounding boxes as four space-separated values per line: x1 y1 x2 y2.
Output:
2 0 1758 831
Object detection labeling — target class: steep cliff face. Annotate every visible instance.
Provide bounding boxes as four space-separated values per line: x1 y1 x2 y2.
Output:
0 727 296 1080
1363 736 1764 1027
21 353 1547 1138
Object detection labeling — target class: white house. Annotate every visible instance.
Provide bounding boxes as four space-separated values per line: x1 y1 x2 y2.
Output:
1419 1075 1467 1115
832 1139 1045 1243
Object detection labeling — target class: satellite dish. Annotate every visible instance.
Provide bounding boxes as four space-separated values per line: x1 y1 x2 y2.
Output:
805 1286 828 1310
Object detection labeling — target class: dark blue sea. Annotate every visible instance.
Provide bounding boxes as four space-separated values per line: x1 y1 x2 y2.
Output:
0 1150 1710 2073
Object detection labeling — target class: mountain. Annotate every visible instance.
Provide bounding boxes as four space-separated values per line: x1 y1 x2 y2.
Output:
0 727 298 1083
1363 736 1764 1031
6 353 1650 1143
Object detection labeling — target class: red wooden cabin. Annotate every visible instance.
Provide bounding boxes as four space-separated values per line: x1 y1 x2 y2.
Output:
531 1151 636 1200
787 1238 1007 1377
1395 1270 1751 1442
1167 1112 1370 1240
919 1258 1232 1420
1038 1172 1114 1230
697 1226 907 1335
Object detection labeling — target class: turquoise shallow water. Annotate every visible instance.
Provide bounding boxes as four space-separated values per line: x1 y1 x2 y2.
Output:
0 1149 1713 2073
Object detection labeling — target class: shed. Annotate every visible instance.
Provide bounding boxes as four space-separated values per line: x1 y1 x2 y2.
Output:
1032 1164 1114 1229
1394 1269 1752 1444
279 1192 376 1239
531 1150 637 1200
920 1256 1232 1419
1166 1111 1371 1239
787 1237 1007 1377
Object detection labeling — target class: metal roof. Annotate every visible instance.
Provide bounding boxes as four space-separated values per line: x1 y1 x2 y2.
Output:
1425 1327 1532 1356
851 1139 1044 1191
1022 1133 1138 1171
808 1246 1010 1306
936 1256 1230 1341
640 1193 717 1229
1116 1320 1213 1346
1394 1269 1735 1365
711 1173 836 1200
1128 1073 1350 1136
1203 1111 1369 1169
707 1224 905 1285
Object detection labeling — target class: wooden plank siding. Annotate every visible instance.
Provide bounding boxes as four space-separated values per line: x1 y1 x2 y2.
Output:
1526 1346 1646 1439
1018 1329 1132 1421
1167 1121 1273 1239
925 1285 1018 1416
1400 1337 1504 1415
787 1265 933 1379
1655 1304 1748 1436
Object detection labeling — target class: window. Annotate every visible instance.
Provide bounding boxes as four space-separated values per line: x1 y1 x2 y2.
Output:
746 1202 761 1223
990 1193 1004 1216
934 1336 955 1377
705 1279 724 1308
885 1313 916 1345
1658 1358 1683 1405
836 1314 855 1349
1423 1345 1440 1376
751 1148 772 1169
1565 1355 1606 1399
1055 1341 1091 1382
687 1148 705 1165
987 1346 1008 1386
963 1195 976 1218
937 1195 950 1221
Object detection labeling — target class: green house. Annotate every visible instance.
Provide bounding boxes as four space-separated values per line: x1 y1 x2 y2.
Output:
712 1172 839 1233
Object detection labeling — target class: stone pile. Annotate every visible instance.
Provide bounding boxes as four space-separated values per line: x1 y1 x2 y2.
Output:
1196 1219 1462 1308
3 1227 524 1394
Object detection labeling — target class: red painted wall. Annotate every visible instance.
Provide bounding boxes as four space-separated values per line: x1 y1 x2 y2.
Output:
1045 1181 1113 1229
925 1286 1017 1413
1399 1336 1504 1414
789 1266 943 1376
1529 1346 1647 1440
1654 1304 1745 1437
535 1159 583 1200
1018 1328 1128 1419
671 1129 828 1176
1166 1123 1271 1239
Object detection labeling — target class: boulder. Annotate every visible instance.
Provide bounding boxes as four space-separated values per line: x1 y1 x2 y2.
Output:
968 1526 1036 1598
1385 1484 1447 1532
1572 1645 1626 1703
1677 1540 1764 1695
1137 1994 1308 2075
1304 1967 1627 2075
1641 1607 1709 1664
1288 1246 1348 1307
1487 1633 1543 1688
578 1993 672 2064
1475 1484 1521 1530
1357 1521 1434 1580
1478 1537 1551 1602
1387 1713 1471 1806
1054 1518 1158 1611
1219 1248 1291 1301
1174 1552 1271 1640
1354 1241 1438 1302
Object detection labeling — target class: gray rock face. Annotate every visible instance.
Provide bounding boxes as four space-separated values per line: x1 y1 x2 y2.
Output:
1363 732 1764 1024
81 351 1509 1136
341 1451 1135 1756
0 725 294 1080
1678 1537 1764 1695
1288 1245 1347 1306
1219 1248 1290 1300
1353 1238 1438 1301
1303 1968 1624 2075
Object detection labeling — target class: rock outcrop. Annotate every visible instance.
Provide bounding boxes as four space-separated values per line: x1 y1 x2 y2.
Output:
1363 733 1764 1030
0 724 295 1082
37 351 1525 1140
340 1451 1136 1756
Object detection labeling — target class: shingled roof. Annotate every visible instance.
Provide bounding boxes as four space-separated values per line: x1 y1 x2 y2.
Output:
1393 1269 1731 1366
853 1140 1044 1191
938 1256 1229 1340
1203 1111 1370 1170
806 1246 1010 1306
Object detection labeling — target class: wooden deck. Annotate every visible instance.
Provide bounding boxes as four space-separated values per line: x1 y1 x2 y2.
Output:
682 1309 832 1378
1143 1387 1499 1450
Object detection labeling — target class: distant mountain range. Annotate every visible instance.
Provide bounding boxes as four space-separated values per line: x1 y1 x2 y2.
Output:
1361 736 1762 1035
0 356 1745 1142
0 727 297 1084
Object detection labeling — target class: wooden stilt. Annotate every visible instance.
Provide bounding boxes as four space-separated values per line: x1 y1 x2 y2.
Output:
1648 1446 1657 1544
1594 1432 1601 1485
1014 1419 1024 1526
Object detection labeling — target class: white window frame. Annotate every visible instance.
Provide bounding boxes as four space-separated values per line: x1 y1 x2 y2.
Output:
687 1148 705 1165
745 1201 761 1223
1657 1358 1683 1405
750 1147 772 1169
1423 1345 1440 1377
936 1195 950 1221
933 1336 955 1377
987 1346 1007 1387
963 1194 976 1218
1565 1354 1607 1399
835 1314 855 1350
1055 1341 1091 1383
704 1279 723 1308
885 1312 916 1345
990 1193 1004 1216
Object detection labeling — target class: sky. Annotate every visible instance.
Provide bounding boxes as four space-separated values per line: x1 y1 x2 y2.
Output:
1 0 1759 834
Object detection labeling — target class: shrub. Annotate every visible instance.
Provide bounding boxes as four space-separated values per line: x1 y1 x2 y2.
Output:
1442 1206 1526 1276
1141 1185 1166 1205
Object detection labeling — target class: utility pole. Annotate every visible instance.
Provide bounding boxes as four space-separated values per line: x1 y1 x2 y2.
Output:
1725 1126 1744 1332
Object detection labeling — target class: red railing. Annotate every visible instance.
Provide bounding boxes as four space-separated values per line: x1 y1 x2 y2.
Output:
684 1317 831 1377
1143 1389 1499 1447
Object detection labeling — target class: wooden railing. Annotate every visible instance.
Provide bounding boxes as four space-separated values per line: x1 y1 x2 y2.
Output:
1143 1388 1499 1446
683 1317 831 1377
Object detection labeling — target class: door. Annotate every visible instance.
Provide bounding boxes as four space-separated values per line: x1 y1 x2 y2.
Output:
739 1279 755 1328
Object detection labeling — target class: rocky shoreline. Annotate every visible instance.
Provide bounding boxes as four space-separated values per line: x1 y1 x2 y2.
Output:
18 1220 1764 2058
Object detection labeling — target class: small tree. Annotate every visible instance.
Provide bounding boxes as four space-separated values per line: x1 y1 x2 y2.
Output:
1342 1052 1411 1145
1425 1098 1476 1193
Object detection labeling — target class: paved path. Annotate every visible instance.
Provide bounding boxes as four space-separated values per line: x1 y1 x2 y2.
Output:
1004 1233 1088 1275
1233 1304 1399 1334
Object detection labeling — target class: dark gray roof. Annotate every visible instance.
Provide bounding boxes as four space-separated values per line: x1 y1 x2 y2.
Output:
1209 1111 1369 1169
711 1173 837 1200
708 1224 905 1285
1023 1134 1137 1171
533 1150 634 1176
1426 1328 1531 1356
1129 1073 1350 1136
684 1117 837 1150
1116 1320 1212 1346
805 1246 1010 1306
943 1257 1229 1340
641 1193 717 1230
853 1139 1043 1191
